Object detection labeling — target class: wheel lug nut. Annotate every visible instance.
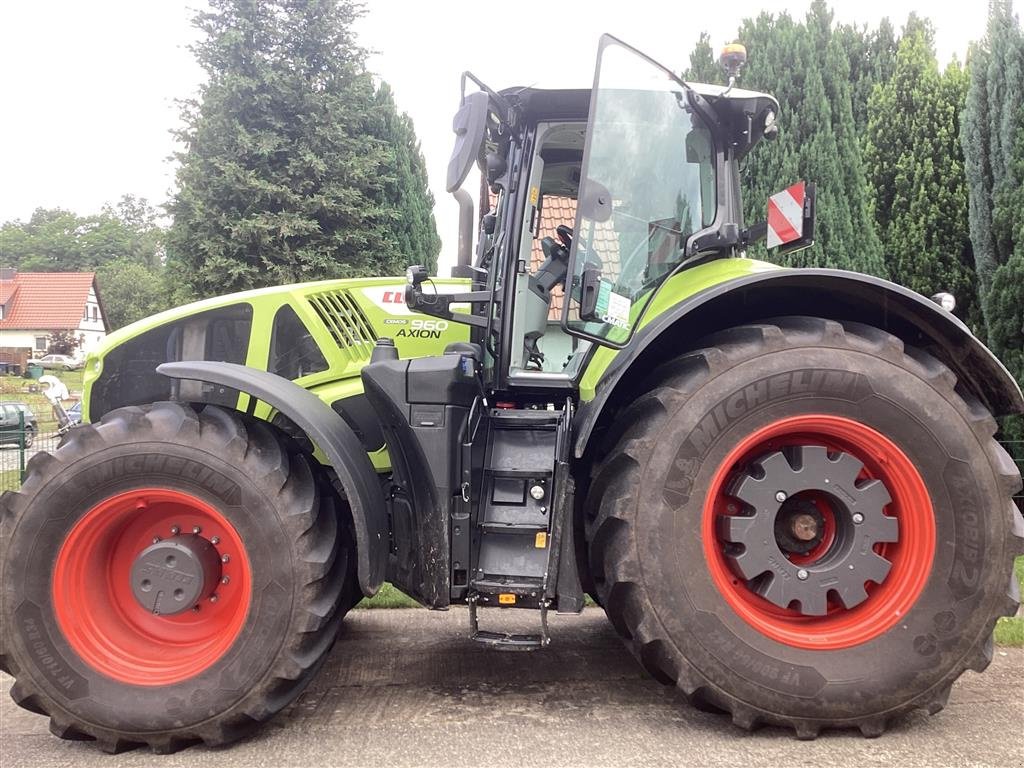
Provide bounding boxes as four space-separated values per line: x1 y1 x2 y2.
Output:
797 569 809 581
209 594 218 603
775 491 787 503
221 575 230 585
192 525 202 534
221 554 230 563
170 525 180 535
852 513 864 524
152 536 161 544
210 536 220 545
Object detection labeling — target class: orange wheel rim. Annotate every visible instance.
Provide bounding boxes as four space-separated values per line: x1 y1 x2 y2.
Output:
52 489 252 685
701 415 935 649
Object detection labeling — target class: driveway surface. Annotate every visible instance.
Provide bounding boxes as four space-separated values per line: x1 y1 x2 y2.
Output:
1 608 1021 767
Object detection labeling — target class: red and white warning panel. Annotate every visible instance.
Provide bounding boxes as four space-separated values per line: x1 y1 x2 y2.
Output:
767 181 806 249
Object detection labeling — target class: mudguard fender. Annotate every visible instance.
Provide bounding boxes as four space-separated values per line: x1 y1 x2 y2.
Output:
574 268 1024 459
158 361 387 596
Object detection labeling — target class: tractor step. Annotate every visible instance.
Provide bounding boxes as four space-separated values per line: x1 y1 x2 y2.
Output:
468 594 550 651
464 400 574 648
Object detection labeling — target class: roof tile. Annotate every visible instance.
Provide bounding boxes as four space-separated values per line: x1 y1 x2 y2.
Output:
0 272 96 331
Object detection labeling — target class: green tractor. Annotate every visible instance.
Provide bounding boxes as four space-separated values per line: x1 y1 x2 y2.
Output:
2 36 1021 752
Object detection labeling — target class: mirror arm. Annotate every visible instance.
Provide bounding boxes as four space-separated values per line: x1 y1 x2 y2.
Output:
405 286 492 329
740 221 768 247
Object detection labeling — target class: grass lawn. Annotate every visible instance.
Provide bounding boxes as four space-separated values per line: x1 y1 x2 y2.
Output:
356 582 420 609
992 555 1024 647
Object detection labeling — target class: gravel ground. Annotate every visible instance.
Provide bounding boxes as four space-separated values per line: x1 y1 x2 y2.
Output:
2 608 1022 768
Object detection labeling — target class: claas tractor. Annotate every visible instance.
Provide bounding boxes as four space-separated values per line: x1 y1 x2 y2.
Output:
2 36 1021 753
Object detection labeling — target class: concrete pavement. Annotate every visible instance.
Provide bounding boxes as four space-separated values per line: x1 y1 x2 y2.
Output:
2 608 1022 767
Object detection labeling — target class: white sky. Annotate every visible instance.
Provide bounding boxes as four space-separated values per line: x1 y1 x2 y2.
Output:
0 0 991 272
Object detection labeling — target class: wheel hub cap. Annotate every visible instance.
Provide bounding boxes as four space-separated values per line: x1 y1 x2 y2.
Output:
718 445 899 616
130 534 223 615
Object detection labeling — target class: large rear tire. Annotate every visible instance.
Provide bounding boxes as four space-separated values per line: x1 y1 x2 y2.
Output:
0 402 352 753
586 317 1023 737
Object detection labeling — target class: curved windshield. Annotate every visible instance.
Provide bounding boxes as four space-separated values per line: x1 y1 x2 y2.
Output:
563 37 716 346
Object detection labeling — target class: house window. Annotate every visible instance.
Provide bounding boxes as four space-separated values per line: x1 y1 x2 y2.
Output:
83 305 89 321
92 306 98 322
35 336 48 351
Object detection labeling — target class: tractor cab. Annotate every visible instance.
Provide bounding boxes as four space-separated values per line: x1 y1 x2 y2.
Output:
414 35 784 390
363 35 791 644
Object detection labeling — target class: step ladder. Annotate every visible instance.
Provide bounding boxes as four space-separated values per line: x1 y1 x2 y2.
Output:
466 402 571 650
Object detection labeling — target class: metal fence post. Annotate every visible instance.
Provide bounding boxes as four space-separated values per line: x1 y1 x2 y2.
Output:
18 409 26 483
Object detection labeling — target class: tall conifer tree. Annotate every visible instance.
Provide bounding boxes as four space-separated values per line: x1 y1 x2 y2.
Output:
167 0 440 299
864 24 978 326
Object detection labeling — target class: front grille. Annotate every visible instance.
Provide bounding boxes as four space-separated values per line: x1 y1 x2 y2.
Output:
307 290 376 363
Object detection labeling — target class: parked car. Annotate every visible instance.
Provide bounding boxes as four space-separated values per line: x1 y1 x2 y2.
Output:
0 402 38 447
64 401 82 427
27 354 83 371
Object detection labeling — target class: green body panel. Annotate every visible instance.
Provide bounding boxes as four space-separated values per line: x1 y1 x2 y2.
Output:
82 259 779 472
577 257 782 400
83 277 470 471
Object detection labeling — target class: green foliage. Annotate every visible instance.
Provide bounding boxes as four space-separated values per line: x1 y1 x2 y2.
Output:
864 27 980 328
961 1 1024 304
987 251 1024 448
373 83 441 276
835 17 898 133
727 1 885 276
684 33 722 83
46 330 80 356
0 196 167 333
0 195 164 273
97 259 172 330
167 0 439 301
961 3 1024 446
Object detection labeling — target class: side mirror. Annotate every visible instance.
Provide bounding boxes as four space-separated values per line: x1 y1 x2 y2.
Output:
446 91 490 193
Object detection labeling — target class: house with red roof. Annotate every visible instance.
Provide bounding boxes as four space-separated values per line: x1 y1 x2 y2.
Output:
0 269 107 364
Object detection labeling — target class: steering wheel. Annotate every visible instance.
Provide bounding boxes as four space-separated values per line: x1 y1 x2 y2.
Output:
555 223 603 272
556 224 573 249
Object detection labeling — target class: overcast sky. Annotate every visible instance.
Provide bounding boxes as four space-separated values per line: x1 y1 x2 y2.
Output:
0 0 992 272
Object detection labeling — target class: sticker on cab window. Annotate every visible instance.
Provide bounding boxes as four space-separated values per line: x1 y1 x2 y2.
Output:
594 281 630 329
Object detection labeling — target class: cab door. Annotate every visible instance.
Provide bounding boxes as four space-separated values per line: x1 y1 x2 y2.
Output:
561 35 719 348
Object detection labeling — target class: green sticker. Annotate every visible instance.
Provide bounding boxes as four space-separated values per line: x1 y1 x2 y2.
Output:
595 280 612 317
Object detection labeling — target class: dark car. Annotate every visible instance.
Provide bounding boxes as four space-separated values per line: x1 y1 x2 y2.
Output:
0 402 38 447
65 401 82 427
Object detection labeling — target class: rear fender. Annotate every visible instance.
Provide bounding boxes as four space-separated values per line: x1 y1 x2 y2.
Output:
574 268 1024 459
158 361 387 596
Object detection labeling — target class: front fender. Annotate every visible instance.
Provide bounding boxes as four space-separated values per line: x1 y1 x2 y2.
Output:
574 268 1024 459
158 361 387 596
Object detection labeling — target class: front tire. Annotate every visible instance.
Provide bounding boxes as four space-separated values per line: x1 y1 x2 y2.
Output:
586 317 1023 737
0 403 351 752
